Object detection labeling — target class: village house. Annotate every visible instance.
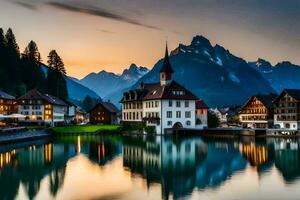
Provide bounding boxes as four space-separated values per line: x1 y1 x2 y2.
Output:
121 45 200 134
209 107 229 127
273 89 300 130
89 101 120 124
239 94 277 128
195 99 208 129
18 89 70 126
0 90 18 115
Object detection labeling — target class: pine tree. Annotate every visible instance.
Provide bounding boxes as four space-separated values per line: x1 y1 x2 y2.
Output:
22 40 41 63
46 50 68 100
0 28 7 90
5 28 21 94
20 40 45 92
47 50 66 74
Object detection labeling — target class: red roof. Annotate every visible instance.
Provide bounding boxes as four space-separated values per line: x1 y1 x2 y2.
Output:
196 99 208 109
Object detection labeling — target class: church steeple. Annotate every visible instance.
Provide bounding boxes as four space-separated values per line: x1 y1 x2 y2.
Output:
160 43 174 86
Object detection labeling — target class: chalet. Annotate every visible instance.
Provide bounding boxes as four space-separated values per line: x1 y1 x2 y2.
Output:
120 45 199 134
209 108 229 127
0 90 18 115
195 99 208 129
18 89 69 126
239 94 277 128
89 101 120 124
273 89 300 130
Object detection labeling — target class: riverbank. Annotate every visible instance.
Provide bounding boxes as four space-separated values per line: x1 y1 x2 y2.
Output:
50 125 121 134
0 129 51 144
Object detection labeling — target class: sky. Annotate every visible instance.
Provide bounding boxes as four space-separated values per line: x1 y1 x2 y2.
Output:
0 0 299 79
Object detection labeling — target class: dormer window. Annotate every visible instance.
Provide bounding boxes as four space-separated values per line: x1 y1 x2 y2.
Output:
172 90 185 96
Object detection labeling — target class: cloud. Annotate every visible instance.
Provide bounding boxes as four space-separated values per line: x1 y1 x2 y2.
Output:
98 29 115 34
46 1 162 30
12 1 37 10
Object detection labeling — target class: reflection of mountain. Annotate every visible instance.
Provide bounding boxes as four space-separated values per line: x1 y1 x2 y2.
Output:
123 136 247 200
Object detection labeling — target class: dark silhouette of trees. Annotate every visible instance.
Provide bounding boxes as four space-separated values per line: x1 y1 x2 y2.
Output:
46 50 68 100
21 40 45 93
0 27 69 100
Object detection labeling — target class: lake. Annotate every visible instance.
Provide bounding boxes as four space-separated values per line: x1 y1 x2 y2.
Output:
1 135 300 200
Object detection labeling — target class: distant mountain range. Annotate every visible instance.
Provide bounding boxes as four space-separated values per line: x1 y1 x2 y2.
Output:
74 35 300 107
248 59 300 93
41 64 100 101
79 64 148 104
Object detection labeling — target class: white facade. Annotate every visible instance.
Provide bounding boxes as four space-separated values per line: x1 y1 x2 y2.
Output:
122 99 196 134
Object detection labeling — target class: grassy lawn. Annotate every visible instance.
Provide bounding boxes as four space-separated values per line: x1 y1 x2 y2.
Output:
51 124 121 134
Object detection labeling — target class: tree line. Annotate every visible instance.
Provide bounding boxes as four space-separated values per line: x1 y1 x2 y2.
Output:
0 28 68 100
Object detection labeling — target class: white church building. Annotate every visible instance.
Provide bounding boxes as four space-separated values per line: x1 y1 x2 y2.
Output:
121 45 203 134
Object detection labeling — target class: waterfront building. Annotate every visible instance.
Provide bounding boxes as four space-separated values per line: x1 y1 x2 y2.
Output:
18 89 69 126
209 107 229 127
120 45 199 134
273 89 300 130
195 99 208 129
89 101 120 124
239 94 277 128
0 90 18 115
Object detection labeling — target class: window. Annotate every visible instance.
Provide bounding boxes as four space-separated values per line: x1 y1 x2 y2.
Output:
155 101 159 107
169 100 172 107
176 111 181 118
176 101 181 107
185 101 189 107
167 121 172 126
185 111 191 118
167 111 172 118
186 121 191 126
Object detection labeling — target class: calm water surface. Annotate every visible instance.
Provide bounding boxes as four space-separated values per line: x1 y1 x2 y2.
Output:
1 135 300 200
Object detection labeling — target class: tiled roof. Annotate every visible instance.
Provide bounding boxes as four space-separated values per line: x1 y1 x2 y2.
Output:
0 90 15 100
18 89 68 106
196 99 208 109
275 89 300 102
241 93 277 111
255 94 277 108
121 80 198 102
90 101 120 113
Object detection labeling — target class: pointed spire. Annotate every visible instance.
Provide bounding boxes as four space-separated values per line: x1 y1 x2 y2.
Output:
160 42 174 73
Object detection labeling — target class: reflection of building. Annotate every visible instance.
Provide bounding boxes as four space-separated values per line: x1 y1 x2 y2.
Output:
272 139 300 182
239 94 276 128
121 45 199 134
0 90 18 115
123 136 249 199
239 143 268 167
273 89 300 130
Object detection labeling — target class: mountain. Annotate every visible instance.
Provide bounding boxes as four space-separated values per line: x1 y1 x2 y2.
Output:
249 59 300 92
132 36 275 107
80 64 148 104
41 64 100 101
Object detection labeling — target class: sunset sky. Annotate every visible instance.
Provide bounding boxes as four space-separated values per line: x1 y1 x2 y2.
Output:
0 0 299 79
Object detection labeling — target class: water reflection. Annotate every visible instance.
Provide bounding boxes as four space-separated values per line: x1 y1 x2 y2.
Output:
0 135 300 199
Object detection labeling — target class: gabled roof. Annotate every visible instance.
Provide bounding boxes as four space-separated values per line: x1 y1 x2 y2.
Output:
0 90 15 100
121 80 198 102
196 99 208 109
159 44 174 74
241 93 277 111
273 89 300 102
90 101 120 114
18 89 68 106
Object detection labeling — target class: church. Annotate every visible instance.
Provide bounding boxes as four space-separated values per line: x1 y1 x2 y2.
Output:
120 45 201 134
